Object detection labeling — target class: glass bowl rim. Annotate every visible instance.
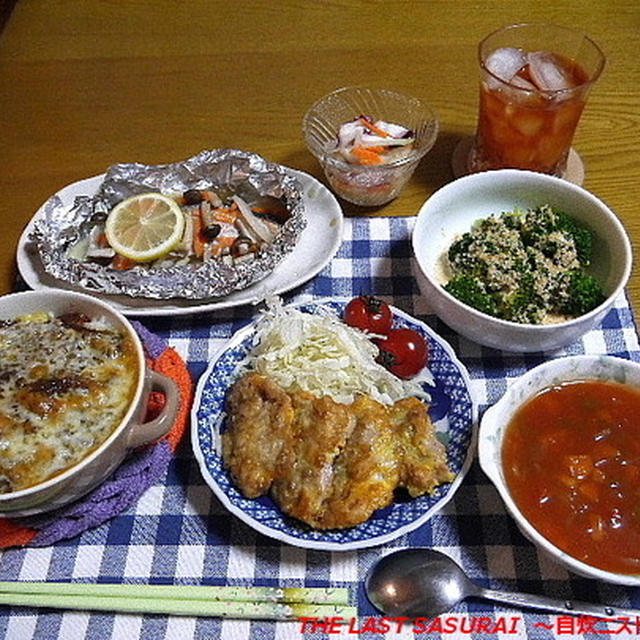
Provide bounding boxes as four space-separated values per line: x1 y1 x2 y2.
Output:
302 85 439 169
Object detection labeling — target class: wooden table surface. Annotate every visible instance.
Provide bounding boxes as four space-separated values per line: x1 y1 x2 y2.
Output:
1 0 638 313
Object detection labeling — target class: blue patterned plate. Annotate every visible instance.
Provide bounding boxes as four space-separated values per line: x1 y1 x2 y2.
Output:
191 298 476 550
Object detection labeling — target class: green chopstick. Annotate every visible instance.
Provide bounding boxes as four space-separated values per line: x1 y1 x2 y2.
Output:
0 592 357 620
0 582 356 620
0 582 349 605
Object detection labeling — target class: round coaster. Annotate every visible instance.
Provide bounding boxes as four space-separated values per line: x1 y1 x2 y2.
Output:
451 136 585 186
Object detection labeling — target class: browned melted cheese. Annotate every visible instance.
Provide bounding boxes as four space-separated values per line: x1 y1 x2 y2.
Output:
0 313 139 492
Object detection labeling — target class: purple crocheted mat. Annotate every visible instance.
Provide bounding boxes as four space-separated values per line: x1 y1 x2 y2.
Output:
12 323 178 547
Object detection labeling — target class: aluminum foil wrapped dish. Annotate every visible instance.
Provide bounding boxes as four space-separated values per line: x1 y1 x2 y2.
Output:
31 149 306 300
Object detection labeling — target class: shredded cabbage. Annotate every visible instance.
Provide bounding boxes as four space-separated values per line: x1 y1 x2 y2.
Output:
239 298 432 405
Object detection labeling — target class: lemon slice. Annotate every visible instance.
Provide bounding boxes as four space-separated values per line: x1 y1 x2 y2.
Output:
105 193 185 262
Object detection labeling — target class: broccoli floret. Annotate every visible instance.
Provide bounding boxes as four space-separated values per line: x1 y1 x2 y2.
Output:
520 207 595 266
520 205 558 247
444 274 497 316
447 233 473 262
558 271 606 315
497 271 543 323
554 210 594 266
501 211 524 230
447 234 487 277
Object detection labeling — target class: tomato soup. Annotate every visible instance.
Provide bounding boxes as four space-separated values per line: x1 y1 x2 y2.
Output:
502 379 640 574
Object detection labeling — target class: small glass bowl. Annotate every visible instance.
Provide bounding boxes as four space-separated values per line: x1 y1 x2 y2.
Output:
303 87 439 206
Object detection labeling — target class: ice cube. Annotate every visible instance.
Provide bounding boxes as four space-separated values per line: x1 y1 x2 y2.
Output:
510 74 538 91
513 112 545 137
485 47 527 82
528 51 574 91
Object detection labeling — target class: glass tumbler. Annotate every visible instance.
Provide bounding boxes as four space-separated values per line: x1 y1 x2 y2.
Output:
468 23 605 177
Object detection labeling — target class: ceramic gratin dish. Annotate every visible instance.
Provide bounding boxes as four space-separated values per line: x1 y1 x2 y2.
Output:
0 290 179 516
479 354 640 586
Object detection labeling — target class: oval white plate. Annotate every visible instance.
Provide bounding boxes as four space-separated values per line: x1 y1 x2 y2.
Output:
191 298 477 551
17 168 343 317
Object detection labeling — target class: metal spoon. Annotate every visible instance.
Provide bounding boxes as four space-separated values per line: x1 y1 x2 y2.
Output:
366 548 637 620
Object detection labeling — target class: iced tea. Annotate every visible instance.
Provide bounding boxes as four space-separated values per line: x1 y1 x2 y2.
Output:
469 24 604 176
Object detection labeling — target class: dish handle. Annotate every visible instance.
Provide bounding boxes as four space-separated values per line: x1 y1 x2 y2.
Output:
127 371 180 448
477 402 505 487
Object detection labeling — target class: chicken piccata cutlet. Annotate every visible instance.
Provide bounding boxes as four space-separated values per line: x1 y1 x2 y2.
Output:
222 372 454 529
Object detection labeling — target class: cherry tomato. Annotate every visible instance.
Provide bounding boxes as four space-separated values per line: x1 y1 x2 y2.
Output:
375 328 429 379
343 295 393 335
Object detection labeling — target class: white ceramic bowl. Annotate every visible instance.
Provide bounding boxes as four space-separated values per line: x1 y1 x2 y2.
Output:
412 169 632 352
479 354 640 586
0 290 179 516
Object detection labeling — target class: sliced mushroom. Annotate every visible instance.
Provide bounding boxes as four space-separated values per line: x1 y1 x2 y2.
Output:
233 253 256 265
199 201 222 239
201 190 223 207
231 236 258 258
232 195 275 244
85 225 115 260
183 189 204 205
180 209 194 256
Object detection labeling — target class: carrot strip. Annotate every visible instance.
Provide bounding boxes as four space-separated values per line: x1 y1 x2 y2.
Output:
97 232 110 248
213 210 238 224
210 236 236 257
191 212 206 259
351 146 384 165
111 255 138 270
364 145 386 154
358 118 391 138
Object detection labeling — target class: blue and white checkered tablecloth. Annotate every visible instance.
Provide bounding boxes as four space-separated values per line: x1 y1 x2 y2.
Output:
1 217 639 640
